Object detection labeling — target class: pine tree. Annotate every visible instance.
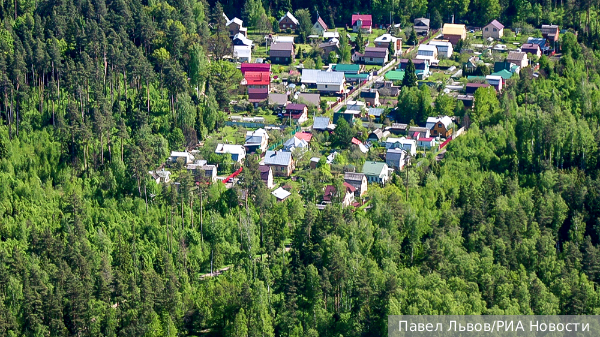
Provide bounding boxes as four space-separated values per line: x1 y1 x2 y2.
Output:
402 59 418 88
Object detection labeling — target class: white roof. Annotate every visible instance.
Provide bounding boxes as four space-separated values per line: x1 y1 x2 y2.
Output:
346 100 365 111
215 144 245 155
272 187 292 200
227 17 243 27
301 69 321 84
386 137 416 145
233 45 251 59
316 71 345 85
246 128 268 138
323 31 340 39
280 11 299 25
486 75 503 81
170 151 193 158
418 44 438 52
233 33 253 46
284 137 309 150
273 35 295 43
428 40 452 47
374 33 397 43
426 116 453 129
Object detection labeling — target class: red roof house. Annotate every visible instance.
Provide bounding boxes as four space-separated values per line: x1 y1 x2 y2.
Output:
351 14 373 33
295 132 313 142
244 72 270 86
241 63 271 74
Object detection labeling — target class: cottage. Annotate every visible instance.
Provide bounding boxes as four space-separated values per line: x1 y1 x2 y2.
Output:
264 150 295 176
344 172 368 196
270 42 295 64
506 51 528 68
456 94 475 108
465 83 490 95
259 165 274 189
323 31 340 39
367 107 385 121
464 56 481 73
486 75 503 92
313 116 331 131
319 39 339 56
521 43 542 58
283 136 309 152
316 71 345 93
241 63 271 74
272 187 292 201
541 24 560 42
279 11 299 31
244 128 269 152
428 40 454 58
297 93 321 107
387 123 408 135
333 111 355 124
169 151 194 164
417 137 435 149
482 20 504 40
353 47 388 65
310 157 321 169
322 183 355 207
233 45 251 62
408 126 430 139
362 161 390 184
232 33 253 47
215 144 246 163
345 100 365 114
332 64 361 74
243 71 270 103
351 137 369 153
226 17 247 37
385 137 416 155
374 80 401 96
442 23 466 45
426 116 453 138
416 44 439 65
284 103 308 124
268 93 288 107
360 89 380 106
187 163 218 182
386 148 406 170
313 17 328 35
384 70 405 82
400 59 430 79
414 18 430 35
368 129 384 142
351 14 372 33
300 69 320 87
374 34 402 56
149 169 171 184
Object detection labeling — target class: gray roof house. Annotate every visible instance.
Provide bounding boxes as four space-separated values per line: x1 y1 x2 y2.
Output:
414 18 430 35
313 116 331 131
386 148 406 170
270 42 295 64
297 93 321 106
269 93 288 107
344 172 368 197
352 47 389 65
264 150 295 176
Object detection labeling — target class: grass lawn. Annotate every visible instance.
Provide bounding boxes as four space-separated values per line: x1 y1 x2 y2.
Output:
213 126 246 144
427 71 449 82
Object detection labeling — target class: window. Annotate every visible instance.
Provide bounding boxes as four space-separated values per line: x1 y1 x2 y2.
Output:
370 58 373 61
485 28 488 31
283 24 286 28
438 123 443 127
493 28 497 32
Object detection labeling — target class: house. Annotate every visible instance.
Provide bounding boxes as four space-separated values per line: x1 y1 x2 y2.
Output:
386 148 406 170
385 70 405 82
417 137 435 149
416 44 439 65
414 18 430 35
241 63 271 74
323 31 340 39
351 14 372 33
491 69 513 81
322 183 356 207
313 17 328 34
215 144 246 163
333 111 355 124
374 80 401 96
149 169 171 184
269 93 288 107
264 150 295 176
279 11 299 31
408 126 430 139
426 116 453 138
332 64 361 75
353 47 388 65
232 33 253 46
186 163 218 182
506 51 528 68
169 151 194 164
362 161 390 184
270 42 295 64
233 45 251 62
244 128 269 153
226 17 247 37
316 71 345 93
428 40 454 58
442 23 466 45
385 137 416 155
368 128 387 142
464 56 481 72
259 165 274 189
295 132 313 142
345 100 365 114
374 34 402 56
243 71 270 103
400 59 429 73
360 89 380 106
521 43 542 58
284 103 308 124
465 82 490 94
272 35 295 43
387 123 408 135
313 116 331 131
367 107 385 121
319 39 340 55
301 69 320 87
541 24 560 42
310 157 321 169
456 94 475 108
297 93 320 107
344 172 368 196
486 75 503 92
283 136 309 152
272 187 292 201
482 20 504 40
351 137 369 153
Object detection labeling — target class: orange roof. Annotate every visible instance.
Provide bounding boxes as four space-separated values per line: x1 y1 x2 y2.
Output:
295 132 313 142
244 72 270 85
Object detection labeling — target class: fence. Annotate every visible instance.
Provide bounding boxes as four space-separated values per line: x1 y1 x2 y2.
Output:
225 121 284 129
267 125 301 151
438 136 452 150
222 167 243 184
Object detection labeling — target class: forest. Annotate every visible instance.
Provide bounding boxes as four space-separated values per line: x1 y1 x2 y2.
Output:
1 0 600 336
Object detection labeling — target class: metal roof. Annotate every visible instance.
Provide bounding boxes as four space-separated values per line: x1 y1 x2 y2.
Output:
313 116 330 130
486 20 504 30
344 172 365 181
279 11 299 25
272 187 291 200
301 69 321 84
316 71 345 85
264 150 292 166
362 161 387 176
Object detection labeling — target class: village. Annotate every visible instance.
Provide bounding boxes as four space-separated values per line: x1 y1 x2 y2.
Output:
150 12 567 208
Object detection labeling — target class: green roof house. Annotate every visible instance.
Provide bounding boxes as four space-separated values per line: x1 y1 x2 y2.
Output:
362 161 390 185
491 69 513 80
332 64 361 74
385 70 405 81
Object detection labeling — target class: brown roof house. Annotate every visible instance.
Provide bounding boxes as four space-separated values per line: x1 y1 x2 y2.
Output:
270 42 295 64
313 17 328 35
482 20 504 40
442 24 466 45
541 24 560 42
319 39 340 56
521 43 542 58
360 89 380 106
259 165 274 189
279 11 299 31
264 150 295 177
414 18 430 35
352 47 389 65
506 51 528 68
344 172 368 197
322 183 356 207
285 103 308 124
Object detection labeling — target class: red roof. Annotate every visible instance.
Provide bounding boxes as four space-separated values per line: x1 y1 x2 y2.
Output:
418 137 434 142
295 132 313 142
343 182 357 192
285 103 306 111
351 137 362 145
323 185 336 202
241 63 271 74
351 14 372 28
316 17 328 30
244 72 270 85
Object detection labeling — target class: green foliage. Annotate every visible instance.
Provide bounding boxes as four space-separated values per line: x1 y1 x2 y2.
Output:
402 59 418 88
